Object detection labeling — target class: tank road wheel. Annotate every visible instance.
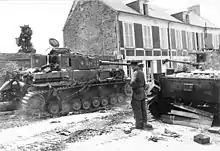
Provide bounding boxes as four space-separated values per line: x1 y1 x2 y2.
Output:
101 97 109 107
82 99 91 110
109 96 117 105
92 97 100 108
48 102 60 115
72 99 82 111
117 94 125 103
61 101 72 114
124 83 132 97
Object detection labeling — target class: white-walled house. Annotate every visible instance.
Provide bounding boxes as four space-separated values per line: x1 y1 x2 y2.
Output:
63 0 220 80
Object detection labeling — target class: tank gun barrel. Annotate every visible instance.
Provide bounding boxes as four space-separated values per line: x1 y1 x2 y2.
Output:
99 60 130 66
162 59 200 67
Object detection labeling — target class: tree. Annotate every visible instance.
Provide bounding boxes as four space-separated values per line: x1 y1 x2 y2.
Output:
16 25 36 53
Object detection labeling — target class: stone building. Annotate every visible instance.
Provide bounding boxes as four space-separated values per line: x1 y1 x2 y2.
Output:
63 0 220 79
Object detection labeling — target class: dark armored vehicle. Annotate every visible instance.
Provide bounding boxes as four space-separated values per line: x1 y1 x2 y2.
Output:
149 52 220 124
17 39 133 116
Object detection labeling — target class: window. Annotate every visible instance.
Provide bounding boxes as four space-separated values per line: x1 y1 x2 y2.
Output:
186 32 193 50
159 28 168 49
198 33 202 50
213 34 219 49
217 35 220 49
123 23 135 48
143 4 148 15
142 25 153 48
175 30 182 49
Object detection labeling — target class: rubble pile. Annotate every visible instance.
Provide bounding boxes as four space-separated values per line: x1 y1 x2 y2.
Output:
161 103 214 129
167 70 220 78
204 51 220 70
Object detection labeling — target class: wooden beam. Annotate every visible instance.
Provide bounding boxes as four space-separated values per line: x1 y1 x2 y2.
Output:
161 115 213 129
172 103 214 118
169 110 212 120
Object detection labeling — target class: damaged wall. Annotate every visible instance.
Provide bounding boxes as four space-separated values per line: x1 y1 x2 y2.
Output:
63 0 118 56
204 51 220 70
175 51 220 71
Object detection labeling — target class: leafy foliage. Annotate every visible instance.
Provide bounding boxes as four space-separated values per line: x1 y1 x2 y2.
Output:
0 62 20 84
16 25 36 53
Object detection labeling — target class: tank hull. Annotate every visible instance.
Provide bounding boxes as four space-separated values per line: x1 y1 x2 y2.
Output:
149 74 220 125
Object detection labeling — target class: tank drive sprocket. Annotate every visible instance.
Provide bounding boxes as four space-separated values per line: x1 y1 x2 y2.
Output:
21 92 46 115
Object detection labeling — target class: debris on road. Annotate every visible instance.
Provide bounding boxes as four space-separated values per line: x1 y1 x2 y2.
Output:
162 128 181 138
50 120 61 124
56 129 71 136
66 128 110 143
148 135 167 142
0 110 14 116
208 127 220 134
161 103 214 129
193 134 210 144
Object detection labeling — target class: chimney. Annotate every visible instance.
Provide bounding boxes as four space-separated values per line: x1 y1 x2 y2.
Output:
188 5 200 16
139 0 149 15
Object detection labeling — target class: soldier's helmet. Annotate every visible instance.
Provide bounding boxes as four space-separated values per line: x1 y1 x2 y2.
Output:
130 60 142 66
137 62 144 67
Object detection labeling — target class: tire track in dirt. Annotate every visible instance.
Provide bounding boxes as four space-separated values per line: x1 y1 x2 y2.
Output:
0 106 134 151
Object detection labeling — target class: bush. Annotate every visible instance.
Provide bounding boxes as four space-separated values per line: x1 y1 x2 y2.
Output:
0 61 20 84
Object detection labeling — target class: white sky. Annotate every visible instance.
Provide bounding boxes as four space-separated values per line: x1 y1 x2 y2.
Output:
0 0 220 54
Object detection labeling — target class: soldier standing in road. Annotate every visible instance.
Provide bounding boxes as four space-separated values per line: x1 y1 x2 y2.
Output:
130 61 148 129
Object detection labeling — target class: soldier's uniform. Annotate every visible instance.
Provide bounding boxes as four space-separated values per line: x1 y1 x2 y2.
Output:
130 61 147 129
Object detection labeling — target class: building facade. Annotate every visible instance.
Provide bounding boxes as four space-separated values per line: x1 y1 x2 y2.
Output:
63 0 220 80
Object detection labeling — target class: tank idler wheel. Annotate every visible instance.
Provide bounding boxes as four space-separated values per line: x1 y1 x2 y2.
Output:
72 99 82 111
92 97 100 108
117 94 125 103
101 97 109 107
61 101 72 114
82 99 91 110
48 102 60 115
109 96 117 105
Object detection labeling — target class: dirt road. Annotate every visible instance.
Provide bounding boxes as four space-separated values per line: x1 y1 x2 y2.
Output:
0 102 220 151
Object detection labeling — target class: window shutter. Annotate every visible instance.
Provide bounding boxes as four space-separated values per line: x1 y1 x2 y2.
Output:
192 32 196 50
119 21 124 47
181 30 187 49
171 29 176 49
134 23 143 48
152 26 160 48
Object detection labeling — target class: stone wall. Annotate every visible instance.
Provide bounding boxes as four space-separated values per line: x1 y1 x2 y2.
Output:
0 53 31 69
63 0 118 56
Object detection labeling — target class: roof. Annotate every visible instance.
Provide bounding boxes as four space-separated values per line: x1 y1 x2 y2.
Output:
102 0 181 22
186 11 218 28
65 0 219 29
64 0 182 30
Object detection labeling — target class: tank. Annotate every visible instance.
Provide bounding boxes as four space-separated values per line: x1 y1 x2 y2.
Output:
20 39 133 116
149 51 220 125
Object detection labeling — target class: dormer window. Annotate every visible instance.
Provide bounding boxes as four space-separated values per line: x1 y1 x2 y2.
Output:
143 4 148 15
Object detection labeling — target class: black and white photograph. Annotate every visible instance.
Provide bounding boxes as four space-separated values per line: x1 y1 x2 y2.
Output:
0 0 220 150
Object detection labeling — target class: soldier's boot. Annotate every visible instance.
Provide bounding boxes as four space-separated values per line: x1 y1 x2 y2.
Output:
143 122 153 129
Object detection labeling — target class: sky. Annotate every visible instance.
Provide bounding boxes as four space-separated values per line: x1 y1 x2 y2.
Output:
0 0 220 54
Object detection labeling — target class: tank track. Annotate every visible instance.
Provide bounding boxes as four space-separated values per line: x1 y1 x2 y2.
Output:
21 80 132 117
